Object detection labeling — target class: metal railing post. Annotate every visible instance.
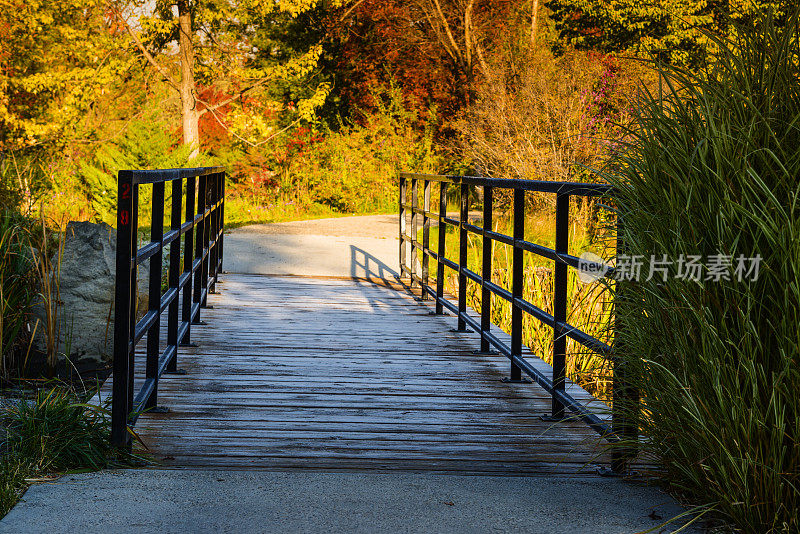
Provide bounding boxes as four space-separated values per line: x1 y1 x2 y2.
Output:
181 176 196 344
480 186 493 353
167 178 182 372
144 181 165 409
435 181 447 315
457 182 468 331
193 175 206 320
399 175 407 278
550 192 569 418
422 179 431 299
111 170 134 447
509 188 524 381
128 183 138 414
217 177 223 273
200 174 210 308
209 173 219 293
410 177 418 289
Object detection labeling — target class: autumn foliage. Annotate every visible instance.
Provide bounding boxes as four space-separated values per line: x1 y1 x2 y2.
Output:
326 0 520 119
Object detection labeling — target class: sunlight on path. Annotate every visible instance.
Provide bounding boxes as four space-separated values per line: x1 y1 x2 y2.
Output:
224 215 400 278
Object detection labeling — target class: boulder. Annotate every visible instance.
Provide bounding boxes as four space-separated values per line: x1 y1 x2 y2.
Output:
33 221 149 363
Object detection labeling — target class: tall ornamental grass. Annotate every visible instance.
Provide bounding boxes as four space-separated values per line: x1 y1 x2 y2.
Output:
606 10 799 532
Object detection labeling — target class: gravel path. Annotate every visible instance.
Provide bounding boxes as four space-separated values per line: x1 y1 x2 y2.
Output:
224 215 403 278
230 214 400 238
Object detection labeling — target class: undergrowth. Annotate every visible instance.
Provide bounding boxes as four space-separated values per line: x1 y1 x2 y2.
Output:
0 386 137 517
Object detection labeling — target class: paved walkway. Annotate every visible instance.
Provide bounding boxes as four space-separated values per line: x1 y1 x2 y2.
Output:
223 215 400 277
1 470 699 534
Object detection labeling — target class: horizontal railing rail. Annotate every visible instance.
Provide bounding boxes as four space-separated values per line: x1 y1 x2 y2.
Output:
112 166 225 446
398 172 636 472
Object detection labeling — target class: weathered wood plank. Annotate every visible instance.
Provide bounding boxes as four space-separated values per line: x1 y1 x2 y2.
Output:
104 274 618 473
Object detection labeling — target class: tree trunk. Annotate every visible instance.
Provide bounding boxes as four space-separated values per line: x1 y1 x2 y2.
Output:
178 0 199 159
530 0 539 46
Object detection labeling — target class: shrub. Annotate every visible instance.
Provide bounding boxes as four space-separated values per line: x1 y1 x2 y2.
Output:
78 118 193 226
1 388 116 472
0 386 129 517
0 458 27 519
606 9 800 532
0 150 56 212
453 46 649 206
279 83 445 214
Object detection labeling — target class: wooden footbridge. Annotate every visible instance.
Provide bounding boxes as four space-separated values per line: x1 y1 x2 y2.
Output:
106 167 636 475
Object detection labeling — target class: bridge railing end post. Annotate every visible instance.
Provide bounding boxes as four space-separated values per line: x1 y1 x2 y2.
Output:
112 170 134 448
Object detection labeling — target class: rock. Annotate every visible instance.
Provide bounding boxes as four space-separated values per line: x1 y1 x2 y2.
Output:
33 221 149 363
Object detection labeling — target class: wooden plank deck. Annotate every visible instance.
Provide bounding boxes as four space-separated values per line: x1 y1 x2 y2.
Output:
105 274 612 474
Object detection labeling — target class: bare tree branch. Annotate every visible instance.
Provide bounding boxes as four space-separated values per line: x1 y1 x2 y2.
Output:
464 0 476 71
430 0 464 65
195 76 273 118
111 8 181 94
530 0 540 46
474 40 489 78
202 103 301 148
340 0 368 21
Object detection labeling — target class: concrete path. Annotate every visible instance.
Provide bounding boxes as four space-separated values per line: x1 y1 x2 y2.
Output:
1 470 700 534
223 215 401 278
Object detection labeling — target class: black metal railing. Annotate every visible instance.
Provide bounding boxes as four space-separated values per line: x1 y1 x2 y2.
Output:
112 167 225 446
399 172 637 472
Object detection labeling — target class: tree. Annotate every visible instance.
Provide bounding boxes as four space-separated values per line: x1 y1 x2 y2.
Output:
546 0 791 66
0 0 129 151
326 0 517 118
414 0 492 93
113 0 349 158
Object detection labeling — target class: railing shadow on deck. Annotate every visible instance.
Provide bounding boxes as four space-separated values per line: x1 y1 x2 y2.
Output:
348 245 409 312
349 245 399 280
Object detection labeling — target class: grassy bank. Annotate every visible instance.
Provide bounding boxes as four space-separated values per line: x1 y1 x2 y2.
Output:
0 386 135 517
